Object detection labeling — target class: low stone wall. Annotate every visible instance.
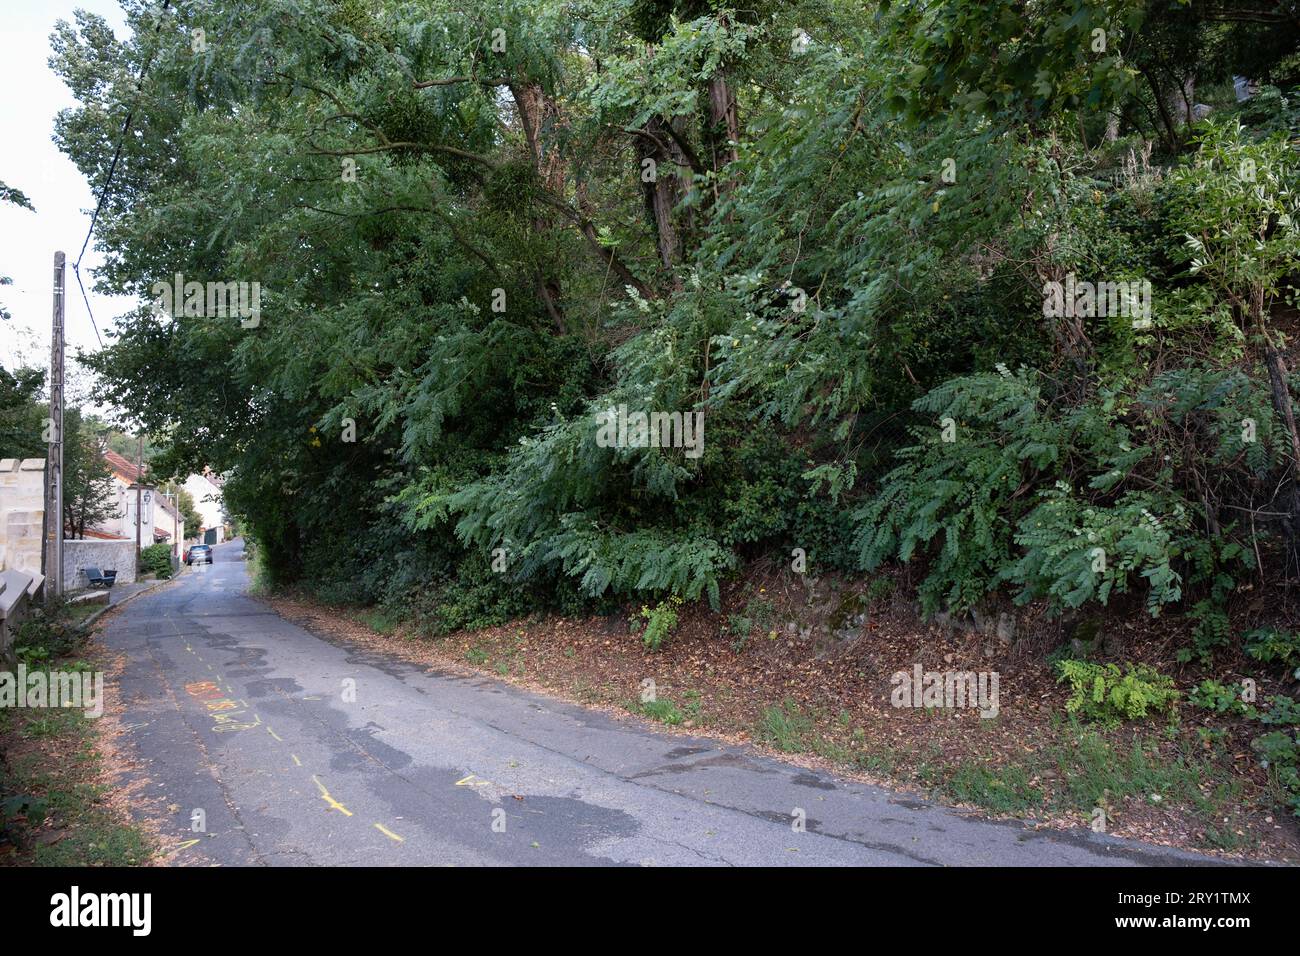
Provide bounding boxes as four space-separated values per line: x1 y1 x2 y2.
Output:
63 539 137 588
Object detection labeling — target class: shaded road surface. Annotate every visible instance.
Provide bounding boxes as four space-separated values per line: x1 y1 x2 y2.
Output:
104 539 1217 866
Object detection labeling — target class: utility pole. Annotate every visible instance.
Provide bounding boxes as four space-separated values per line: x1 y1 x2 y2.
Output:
43 251 65 600
164 490 177 560
135 434 143 556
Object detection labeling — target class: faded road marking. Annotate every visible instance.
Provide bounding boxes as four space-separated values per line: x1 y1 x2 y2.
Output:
311 775 353 817
374 823 404 843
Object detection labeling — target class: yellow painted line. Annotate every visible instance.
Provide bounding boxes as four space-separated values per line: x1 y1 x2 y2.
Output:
374 823 404 843
455 774 490 787
311 775 353 816
291 753 302 767
267 726 283 742
173 839 201 851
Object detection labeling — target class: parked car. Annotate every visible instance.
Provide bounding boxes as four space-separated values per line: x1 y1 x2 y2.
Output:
186 544 213 565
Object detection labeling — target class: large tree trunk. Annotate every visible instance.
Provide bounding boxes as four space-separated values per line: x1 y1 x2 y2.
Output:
510 80 569 333
637 116 686 275
704 15 740 189
1255 285 1300 554
1265 345 1300 481
511 79 653 305
1263 343 1300 554
706 72 739 173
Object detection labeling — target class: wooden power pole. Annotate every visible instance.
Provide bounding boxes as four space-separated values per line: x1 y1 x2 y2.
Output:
135 434 143 555
44 251 65 599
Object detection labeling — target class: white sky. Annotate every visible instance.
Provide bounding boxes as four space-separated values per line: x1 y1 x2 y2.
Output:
0 0 133 409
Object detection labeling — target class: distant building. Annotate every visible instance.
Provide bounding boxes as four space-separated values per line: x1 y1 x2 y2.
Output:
182 471 226 545
153 490 186 557
94 451 187 554
97 450 155 549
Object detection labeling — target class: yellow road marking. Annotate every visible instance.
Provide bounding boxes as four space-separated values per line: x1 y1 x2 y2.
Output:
173 839 201 851
291 753 302 766
455 774 490 787
311 775 353 816
374 823 404 843
267 726 283 742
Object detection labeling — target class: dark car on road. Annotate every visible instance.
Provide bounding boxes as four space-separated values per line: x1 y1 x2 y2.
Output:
186 544 213 565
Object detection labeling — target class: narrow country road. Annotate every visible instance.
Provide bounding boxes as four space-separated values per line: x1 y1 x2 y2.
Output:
103 539 1218 867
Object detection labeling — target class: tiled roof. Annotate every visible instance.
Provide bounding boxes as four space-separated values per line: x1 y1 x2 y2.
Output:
103 450 144 483
81 528 130 540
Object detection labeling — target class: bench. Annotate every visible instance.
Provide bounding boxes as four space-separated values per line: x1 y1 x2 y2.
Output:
84 567 118 589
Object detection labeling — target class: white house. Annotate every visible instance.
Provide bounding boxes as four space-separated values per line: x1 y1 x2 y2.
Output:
153 490 186 558
99 450 154 548
183 471 226 544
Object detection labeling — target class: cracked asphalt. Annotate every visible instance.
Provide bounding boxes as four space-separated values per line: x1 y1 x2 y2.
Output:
103 539 1221 866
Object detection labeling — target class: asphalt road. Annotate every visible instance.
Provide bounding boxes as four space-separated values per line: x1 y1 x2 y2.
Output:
102 539 1220 866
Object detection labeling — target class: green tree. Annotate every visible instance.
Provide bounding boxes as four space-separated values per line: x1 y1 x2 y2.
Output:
0 180 35 322
0 365 46 460
62 407 118 538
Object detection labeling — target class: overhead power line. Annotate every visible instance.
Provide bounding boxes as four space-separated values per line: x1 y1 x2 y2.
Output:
72 0 173 350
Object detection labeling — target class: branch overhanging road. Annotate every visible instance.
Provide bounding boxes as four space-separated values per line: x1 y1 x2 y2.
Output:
103 540 1222 867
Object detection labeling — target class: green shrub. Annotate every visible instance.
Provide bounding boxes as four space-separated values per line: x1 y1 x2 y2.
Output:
855 367 1057 615
1252 730 1300 817
1245 627 1300 674
1055 660 1180 724
856 367 1196 616
1258 695 1300 727
13 611 79 666
138 543 173 579
1008 485 1188 614
1188 679 1248 716
639 597 682 651
725 597 775 651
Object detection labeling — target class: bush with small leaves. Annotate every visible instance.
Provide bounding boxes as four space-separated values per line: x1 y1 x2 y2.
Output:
1056 660 1179 725
640 597 682 651
139 543 173 580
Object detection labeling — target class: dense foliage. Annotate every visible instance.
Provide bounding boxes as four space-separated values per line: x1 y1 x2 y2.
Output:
138 541 174 578
49 0 1299 652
